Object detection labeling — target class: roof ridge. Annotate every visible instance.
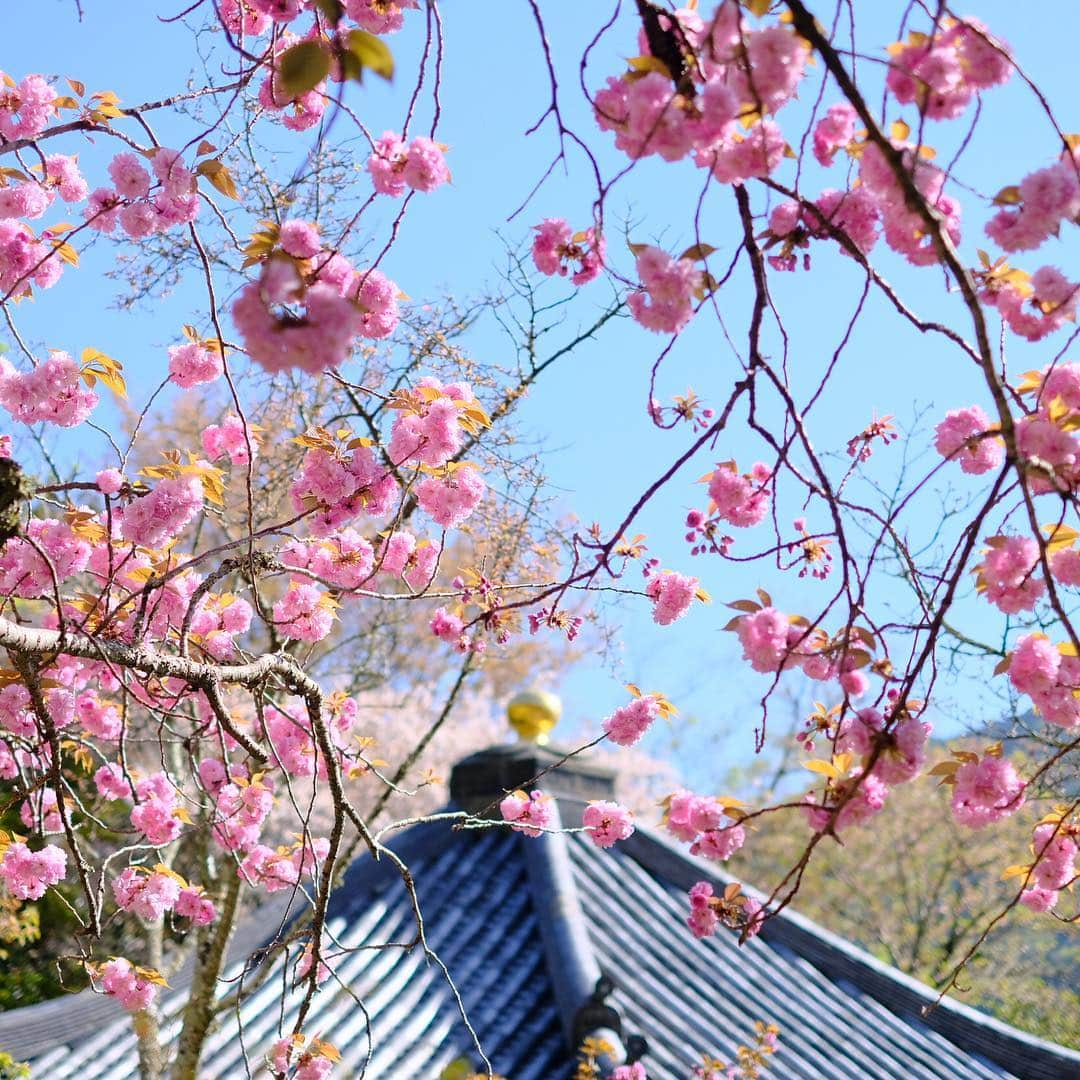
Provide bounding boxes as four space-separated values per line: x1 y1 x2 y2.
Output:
520 799 635 1075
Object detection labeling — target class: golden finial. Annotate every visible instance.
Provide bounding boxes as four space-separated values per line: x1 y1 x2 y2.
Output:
507 689 562 744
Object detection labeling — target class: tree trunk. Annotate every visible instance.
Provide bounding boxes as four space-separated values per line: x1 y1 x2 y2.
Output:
169 873 242 1080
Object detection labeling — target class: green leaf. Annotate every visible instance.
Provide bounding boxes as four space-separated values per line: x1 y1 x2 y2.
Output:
314 0 345 25
277 41 332 98
439 1059 472 1080
346 29 394 82
679 243 717 262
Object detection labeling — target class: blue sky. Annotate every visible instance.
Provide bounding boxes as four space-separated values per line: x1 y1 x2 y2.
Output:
3 1 1079 788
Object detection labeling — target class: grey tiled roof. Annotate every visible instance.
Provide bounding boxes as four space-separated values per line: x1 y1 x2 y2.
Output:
2 761 1079 1079
571 829 1003 1079
15 825 573 1079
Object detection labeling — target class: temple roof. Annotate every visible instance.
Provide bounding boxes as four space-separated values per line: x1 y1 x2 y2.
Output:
2 742 1078 1079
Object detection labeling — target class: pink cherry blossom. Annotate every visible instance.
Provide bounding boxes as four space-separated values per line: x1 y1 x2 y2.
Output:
812 103 857 166
415 466 486 528
1009 634 1060 695
645 569 699 626
951 757 1025 828
627 246 702 334
168 341 225 388
120 474 204 549
0 840 66 900
975 535 1045 614
735 607 791 673
112 866 182 921
686 880 720 939
603 695 660 747
0 352 97 428
272 583 335 642
279 218 322 258
531 218 605 285
707 461 771 527
345 0 418 36
176 886 217 925
499 789 553 837
99 957 156 1012
581 800 635 848
202 415 253 467
0 73 57 141
934 406 1004 475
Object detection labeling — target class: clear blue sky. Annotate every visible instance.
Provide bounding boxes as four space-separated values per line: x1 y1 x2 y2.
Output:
3 1 1079 789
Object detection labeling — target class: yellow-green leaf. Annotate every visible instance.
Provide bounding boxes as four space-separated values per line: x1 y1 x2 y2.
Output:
346 29 394 81
196 158 240 201
277 41 332 98
1001 864 1032 880
80 348 127 399
803 759 839 780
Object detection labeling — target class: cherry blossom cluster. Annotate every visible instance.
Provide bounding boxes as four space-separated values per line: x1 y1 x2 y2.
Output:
289 437 399 534
1014 362 1080 494
627 245 703 335
130 771 184 846
885 19 1012 121
665 790 746 863
0 515 91 597
794 699 931 836
0 217 67 298
0 70 58 139
415 463 486 529
812 102 857 167
168 340 225 389
113 865 216 925
239 836 331 893
96 957 158 1013
974 535 1044 615
766 186 880 270
686 880 762 942
0 839 67 900
0 351 97 427
645 568 701 626
85 149 201 239
530 218 605 285
594 3 804 185
1019 816 1078 913
0 154 85 219
221 0 417 38
499 789 553 837
387 378 478 468
978 260 1078 342
203 415 255 468
933 405 1004 475
269 1033 339 1080
202 761 276 852
1007 633 1080 730
859 140 962 267
367 131 451 196
985 148 1080 253
701 461 772 532
581 800 635 849
602 693 663 747
947 752 1026 828
233 221 400 374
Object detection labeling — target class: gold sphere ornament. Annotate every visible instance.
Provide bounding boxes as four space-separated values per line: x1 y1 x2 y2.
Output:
507 689 562 744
